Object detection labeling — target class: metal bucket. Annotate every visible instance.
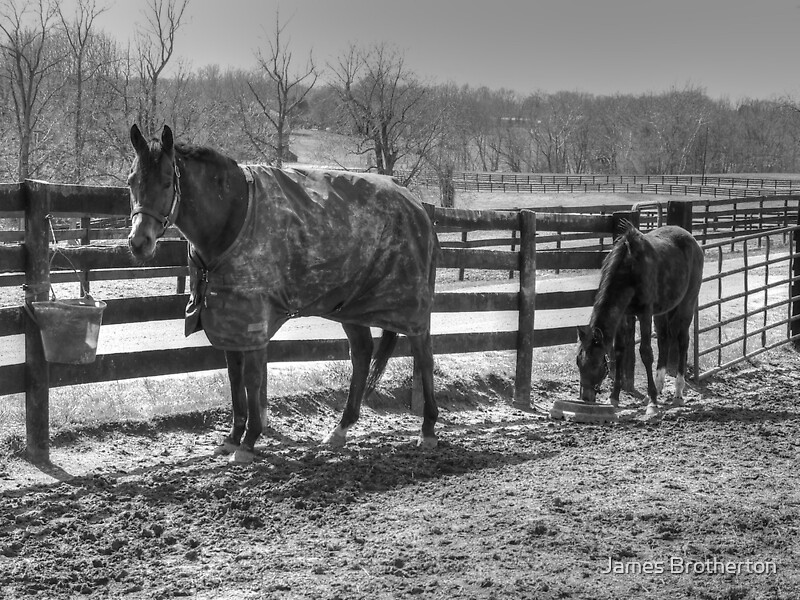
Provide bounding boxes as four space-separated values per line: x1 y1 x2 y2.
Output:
30 296 106 364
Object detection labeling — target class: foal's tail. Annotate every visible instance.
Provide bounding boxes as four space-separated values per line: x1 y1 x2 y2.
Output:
365 330 399 398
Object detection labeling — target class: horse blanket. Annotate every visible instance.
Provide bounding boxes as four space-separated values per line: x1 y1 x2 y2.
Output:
185 165 438 351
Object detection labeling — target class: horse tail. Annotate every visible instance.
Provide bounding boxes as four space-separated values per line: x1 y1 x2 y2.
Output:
616 218 637 235
365 330 399 397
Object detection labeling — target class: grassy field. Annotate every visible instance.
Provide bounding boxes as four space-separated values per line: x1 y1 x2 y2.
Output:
413 186 642 211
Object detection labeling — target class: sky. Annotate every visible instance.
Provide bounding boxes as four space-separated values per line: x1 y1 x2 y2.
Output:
68 0 800 101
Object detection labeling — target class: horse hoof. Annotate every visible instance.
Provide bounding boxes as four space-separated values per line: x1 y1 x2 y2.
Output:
417 435 438 449
644 404 661 420
213 440 238 456
322 431 347 448
672 396 686 407
228 447 255 465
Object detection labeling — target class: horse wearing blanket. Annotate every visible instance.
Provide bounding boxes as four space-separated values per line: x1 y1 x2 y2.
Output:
127 124 439 464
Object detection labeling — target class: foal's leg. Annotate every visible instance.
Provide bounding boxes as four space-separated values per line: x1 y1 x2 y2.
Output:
214 350 248 456
322 324 373 447
637 314 660 417
408 330 438 448
673 319 692 405
610 327 627 407
653 314 670 395
229 347 268 465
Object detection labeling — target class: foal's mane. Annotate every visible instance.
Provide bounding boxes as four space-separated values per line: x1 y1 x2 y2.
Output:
594 226 636 309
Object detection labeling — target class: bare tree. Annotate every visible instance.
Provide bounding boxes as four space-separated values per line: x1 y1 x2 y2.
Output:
525 92 586 173
0 0 66 181
330 43 441 182
242 11 317 166
135 0 189 133
57 0 108 183
92 39 143 183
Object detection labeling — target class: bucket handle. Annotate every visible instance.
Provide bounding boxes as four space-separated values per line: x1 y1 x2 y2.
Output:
22 301 39 327
45 214 92 300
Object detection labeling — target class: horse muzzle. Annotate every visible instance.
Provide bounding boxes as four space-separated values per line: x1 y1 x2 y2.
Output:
128 230 156 261
579 384 598 403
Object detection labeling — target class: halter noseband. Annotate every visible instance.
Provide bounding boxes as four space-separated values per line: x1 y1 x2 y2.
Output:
595 352 610 392
131 161 181 233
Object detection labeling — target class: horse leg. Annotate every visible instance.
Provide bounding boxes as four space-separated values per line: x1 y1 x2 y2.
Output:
322 324 373 447
408 330 438 448
673 320 692 406
610 330 624 407
215 350 248 456
230 347 268 465
638 314 661 418
653 314 670 395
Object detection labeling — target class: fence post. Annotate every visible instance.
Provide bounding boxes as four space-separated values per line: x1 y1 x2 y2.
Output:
458 230 467 281
23 180 51 464
80 216 91 294
509 228 516 279
612 211 640 393
514 209 536 408
667 199 693 232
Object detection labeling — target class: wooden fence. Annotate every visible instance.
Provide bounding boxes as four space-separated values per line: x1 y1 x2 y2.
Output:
3 180 799 463
0 179 641 462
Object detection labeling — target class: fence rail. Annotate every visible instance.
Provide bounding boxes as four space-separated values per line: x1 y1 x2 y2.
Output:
0 179 640 462
398 170 800 193
397 169 800 198
2 179 799 462
693 225 800 380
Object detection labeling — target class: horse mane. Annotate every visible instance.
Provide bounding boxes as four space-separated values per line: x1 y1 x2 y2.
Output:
139 137 239 177
174 142 239 169
593 227 637 312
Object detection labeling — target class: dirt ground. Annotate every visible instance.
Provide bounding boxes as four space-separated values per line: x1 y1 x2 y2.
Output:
1 346 799 600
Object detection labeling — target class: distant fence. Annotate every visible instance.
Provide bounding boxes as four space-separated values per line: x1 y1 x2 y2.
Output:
399 169 800 198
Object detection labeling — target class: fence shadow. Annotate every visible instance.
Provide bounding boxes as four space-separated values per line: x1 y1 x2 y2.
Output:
7 427 559 511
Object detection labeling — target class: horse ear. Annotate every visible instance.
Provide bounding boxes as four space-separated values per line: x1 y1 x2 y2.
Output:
161 125 174 153
130 124 149 156
577 325 591 344
592 326 604 346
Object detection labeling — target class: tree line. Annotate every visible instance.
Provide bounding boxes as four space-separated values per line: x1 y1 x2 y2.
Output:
2 0 799 192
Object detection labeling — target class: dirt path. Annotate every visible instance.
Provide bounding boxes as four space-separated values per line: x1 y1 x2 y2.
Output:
1 347 799 599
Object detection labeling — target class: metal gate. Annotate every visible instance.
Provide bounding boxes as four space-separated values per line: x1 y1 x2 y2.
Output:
636 196 800 381
694 223 800 380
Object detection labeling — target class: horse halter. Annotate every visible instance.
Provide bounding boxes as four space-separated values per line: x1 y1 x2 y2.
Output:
131 161 181 234
595 352 611 392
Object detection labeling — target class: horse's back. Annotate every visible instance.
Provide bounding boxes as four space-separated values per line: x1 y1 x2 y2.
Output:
647 225 703 268
645 225 703 314
270 166 430 227
196 165 439 348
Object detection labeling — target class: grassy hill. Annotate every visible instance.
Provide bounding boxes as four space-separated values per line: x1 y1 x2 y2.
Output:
289 129 365 170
